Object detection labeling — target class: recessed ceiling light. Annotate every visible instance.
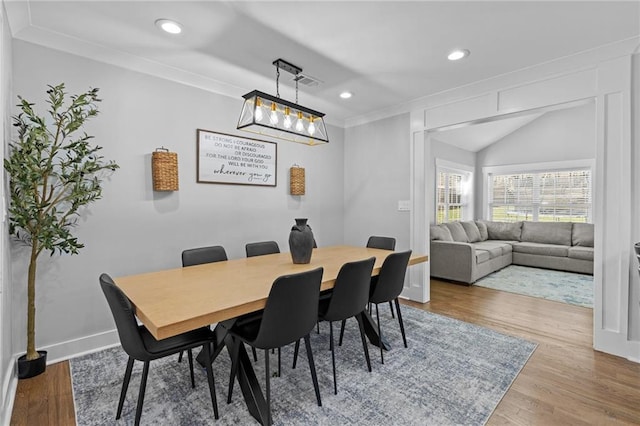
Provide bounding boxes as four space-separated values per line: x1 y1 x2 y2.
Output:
155 19 182 35
448 49 470 61
339 91 353 99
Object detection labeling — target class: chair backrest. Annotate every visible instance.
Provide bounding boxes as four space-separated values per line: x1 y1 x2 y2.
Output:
99 273 147 360
245 241 280 258
252 267 324 349
369 250 412 304
182 245 228 267
323 257 376 322
367 236 396 251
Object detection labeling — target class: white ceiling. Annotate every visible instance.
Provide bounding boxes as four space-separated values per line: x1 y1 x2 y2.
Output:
432 112 544 152
5 1 640 137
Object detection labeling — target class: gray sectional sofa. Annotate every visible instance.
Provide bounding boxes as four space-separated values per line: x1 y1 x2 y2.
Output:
430 220 594 284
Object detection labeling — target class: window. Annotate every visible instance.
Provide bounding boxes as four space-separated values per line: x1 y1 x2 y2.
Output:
436 160 473 224
487 167 592 223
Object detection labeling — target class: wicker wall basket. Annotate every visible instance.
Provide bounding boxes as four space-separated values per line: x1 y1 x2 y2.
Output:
152 148 179 191
290 166 305 195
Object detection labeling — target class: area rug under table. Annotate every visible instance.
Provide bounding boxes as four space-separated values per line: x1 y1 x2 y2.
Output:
71 306 536 425
474 265 593 308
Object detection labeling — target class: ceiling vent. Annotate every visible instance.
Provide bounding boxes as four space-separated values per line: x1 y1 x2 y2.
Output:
293 73 322 87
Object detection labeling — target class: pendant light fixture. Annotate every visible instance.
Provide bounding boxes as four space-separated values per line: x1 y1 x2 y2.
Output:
237 59 329 146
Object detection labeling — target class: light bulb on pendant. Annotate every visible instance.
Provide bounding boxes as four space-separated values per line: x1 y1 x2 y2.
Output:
254 98 264 122
283 107 292 129
308 116 316 136
269 102 279 125
295 111 305 132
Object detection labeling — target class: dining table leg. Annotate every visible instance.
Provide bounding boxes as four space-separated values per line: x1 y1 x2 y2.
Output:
195 319 270 425
358 309 391 350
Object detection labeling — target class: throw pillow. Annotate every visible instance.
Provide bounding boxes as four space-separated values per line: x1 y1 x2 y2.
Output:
460 221 482 243
484 221 523 241
475 221 489 241
430 224 453 241
572 223 594 247
443 222 469 243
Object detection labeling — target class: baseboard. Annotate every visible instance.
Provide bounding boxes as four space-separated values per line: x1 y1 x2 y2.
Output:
1 361 17 426
401 283 430 303
41 329 120 364
627 340 640 363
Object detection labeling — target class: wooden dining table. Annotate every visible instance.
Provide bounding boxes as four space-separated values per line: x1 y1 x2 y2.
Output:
115 245 427 424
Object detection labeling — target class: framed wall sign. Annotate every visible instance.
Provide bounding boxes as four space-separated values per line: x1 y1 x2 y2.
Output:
197 129 277 186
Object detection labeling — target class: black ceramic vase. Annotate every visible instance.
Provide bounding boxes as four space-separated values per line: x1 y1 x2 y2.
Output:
289 218 314 264
17 350 47 379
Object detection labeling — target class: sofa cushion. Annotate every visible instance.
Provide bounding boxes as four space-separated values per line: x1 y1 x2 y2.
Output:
572 223 594 247
512 242 569 257
430 224 453 241
443 222 469 243
482 220 522 241
475 250 491 264
461 221 482 243
474 241 513 256
475 221 489 241
521 221 572 246
568 246 594 261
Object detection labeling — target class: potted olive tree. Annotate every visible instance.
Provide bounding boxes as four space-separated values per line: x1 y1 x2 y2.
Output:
4 83 119 378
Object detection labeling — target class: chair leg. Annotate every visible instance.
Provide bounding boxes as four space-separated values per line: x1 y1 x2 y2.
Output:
265 349 272 426
304 334 322 407
178 350 183 363
252 347 258 362
330 321 337 395
375 303 384 364
116 356 134 419
292 339 300 369
134 361 150 426
338 319 346 346
356 313 372 372
278 347 281 377
187 349 195 388
389 301 395 318
316 321 320 334
395 298 408 348
203 343 219 419
227 339 241 404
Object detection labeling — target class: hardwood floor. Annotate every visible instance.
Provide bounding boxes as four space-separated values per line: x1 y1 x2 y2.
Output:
11 280 640 425
10 361 75 426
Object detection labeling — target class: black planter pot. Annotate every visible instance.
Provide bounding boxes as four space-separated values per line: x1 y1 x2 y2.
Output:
17 351 47 379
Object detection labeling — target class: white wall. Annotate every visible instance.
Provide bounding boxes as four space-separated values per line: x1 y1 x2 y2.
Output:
0 3 14 423
630 51 640 342
427 139 475 223
10 40 345 361
475 102 596 217
343 113 410 250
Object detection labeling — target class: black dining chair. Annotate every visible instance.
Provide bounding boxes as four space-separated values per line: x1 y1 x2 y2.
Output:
245 240 280 257
179 245 228 363
245 240 281 363
182 245 228 266
368 250 412 364
227 267 324 426
99 274 219 426
293 257 375 395
366 236 397 319
367 236 396 251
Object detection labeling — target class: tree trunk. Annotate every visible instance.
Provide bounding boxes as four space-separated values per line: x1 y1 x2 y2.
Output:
26 244 38 361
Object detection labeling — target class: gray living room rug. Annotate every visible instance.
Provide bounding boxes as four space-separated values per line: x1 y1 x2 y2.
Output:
70 306 536 425
474 265 593 308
